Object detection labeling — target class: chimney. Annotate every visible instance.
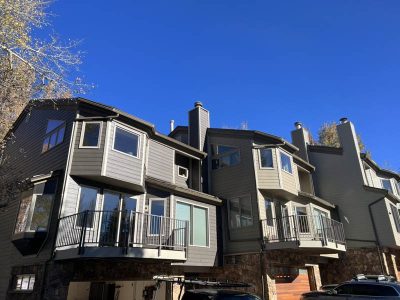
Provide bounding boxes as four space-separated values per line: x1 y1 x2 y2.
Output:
188 101 210 151
340 117 348 124
291 121 311 162
170 120 175 133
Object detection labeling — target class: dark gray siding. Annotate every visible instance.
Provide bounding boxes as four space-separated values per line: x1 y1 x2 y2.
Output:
146 140 174 183
69 121 106 176
0 105 76 299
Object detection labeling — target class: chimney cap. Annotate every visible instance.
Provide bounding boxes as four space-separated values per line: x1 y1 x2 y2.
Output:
194 101 203 108
340 117 348 124
294 122 302 129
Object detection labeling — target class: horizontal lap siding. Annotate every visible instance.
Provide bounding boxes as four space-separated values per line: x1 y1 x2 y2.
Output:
254 148 280 189
70 121 106 176
105 122 144 186
147 140 174 183
172 197 217 267
281 165 298 195
174 165 189 188
208 135 260 254
0 106 76 299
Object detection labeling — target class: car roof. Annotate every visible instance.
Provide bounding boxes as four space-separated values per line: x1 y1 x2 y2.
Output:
186 289 255 295
339 281 400 290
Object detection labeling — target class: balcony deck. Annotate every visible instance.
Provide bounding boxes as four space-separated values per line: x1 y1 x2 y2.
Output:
54 210 188 261
261 215 346 253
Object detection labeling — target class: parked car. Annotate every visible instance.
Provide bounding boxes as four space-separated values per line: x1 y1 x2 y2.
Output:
301 281 400 299
181 289 262 300
319 284 339 291
351 274 397 282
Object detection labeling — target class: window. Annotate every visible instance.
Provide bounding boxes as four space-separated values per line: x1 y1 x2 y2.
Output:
14 274 35 291
80 122 101 148
280 151 292 174
396 182 400 196
265 199 274 226
176 201 209 246
113 126 139 157
76 186 98 228
178 166 189 178
382 179 393 193
212 145 240 170
295 206 310 233
29 179 57 232
390 204 400 233
42 120 65 153
229 195 253 229
260 148 273 168
352 284 398 296
149 199 165 235
335 284 352 295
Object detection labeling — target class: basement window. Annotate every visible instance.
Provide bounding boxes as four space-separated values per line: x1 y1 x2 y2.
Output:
14 274 35 291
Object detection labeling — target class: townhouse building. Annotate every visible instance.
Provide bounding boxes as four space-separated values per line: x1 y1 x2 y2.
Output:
170 104 346 300
0 98 221 300
291 118 400 283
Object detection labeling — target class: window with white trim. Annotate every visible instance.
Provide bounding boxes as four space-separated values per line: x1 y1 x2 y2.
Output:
149 199 165 235
264 198 274 226
42 120 65 153
381 179 393 193
395 182 400 196
178 166 189 178
260 148 273 168
80 122 101 148
14 274 35 291
113 126 139 157
212 145 240 170
76 186 98 228
280 151 293 174
175 201 209 246
229 195 253 228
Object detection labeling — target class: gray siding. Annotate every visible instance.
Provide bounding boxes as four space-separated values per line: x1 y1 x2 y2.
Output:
146 140 174 183
254 148 280 189
104 122 145 186
172 196 217 267
0 105 76 299
208 134 260 254
70 121 106 176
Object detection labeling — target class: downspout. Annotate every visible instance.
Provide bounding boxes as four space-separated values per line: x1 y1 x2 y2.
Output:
368 195 387 274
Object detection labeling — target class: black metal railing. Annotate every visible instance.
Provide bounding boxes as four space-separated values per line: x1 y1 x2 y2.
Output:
55 210 189 257
261 215 346 246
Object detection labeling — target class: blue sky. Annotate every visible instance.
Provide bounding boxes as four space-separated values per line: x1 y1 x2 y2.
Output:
49 1 399 170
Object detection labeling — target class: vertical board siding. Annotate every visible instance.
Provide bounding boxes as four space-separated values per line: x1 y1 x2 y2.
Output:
146 140 174 183
0 106 76 299
105 122 144 186
70 121 106 176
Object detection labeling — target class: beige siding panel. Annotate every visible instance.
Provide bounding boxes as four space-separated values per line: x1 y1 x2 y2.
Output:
254 148 280 189
105 122 144 186
174 165 189 188
281 169 298 195
147 139 174 183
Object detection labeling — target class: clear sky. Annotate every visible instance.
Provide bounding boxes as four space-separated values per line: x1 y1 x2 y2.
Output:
48 0 399 171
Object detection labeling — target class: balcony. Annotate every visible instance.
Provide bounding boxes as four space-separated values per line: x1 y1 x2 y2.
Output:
261 215 346 253
55 210 189 261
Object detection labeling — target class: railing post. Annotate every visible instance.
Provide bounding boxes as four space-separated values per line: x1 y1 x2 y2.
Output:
293 215 299 242
185 220 190 259
158 216 163 257
78 210 88 255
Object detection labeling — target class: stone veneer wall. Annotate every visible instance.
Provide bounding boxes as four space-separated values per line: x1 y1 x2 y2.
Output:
319 247 400 285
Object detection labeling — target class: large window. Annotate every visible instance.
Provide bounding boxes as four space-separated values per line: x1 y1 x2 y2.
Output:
212 145 240 170
176 201 209 246
29 179 57 231
14 274 35 291
229 195 253 229
76 186 98 228
42 120 65 153
113 126 139 157
390 204 400 233
382 179 393 193
80 122 101 148
149 199 165 235
280 151 293 174
260 148 273 168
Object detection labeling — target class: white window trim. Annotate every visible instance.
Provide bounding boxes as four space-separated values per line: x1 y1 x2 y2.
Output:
111 123 141 159
177 166 189 179
279 150 293 175
258 148 275 169
79 121 102 149
175 198 210 248
148 198 166 236
381 178 393 192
